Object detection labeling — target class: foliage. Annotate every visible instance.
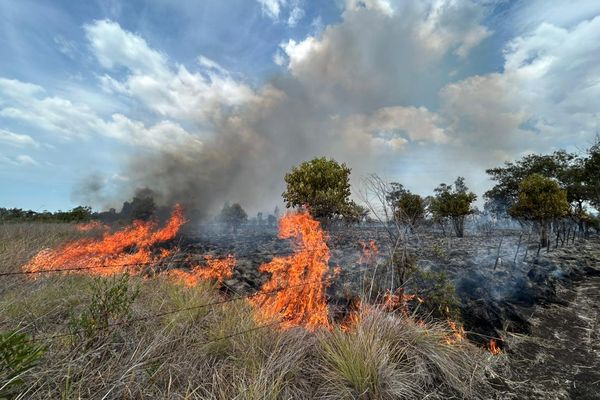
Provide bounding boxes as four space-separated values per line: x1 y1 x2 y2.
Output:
220 202 248 232
282 157 355 222
69 274 139 343
509 173 569 245
484 150 590 218
584 138 600 209
0 206 92 223
0 331 45 399
429 177 477 237
387 183 425 231
411 270 461 321
342 201 369 224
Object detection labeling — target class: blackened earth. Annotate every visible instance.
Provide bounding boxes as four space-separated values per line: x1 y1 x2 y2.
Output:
180 223 599 399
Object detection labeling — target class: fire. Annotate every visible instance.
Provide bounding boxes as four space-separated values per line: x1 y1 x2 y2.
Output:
76 220 108 232
340 297 364 331
358 239 379 265
23 205 186 276
445 320 466 344
382 290 413 315
252 210 332 331
488 339 502 355
168 255 236 287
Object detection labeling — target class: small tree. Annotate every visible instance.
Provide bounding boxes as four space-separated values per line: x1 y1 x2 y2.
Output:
220 203 248 233
282 157 354 223
509 173 569 247
386 183 425 232
430 177 477 237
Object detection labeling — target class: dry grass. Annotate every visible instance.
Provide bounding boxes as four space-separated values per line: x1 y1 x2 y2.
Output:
0 223 499 399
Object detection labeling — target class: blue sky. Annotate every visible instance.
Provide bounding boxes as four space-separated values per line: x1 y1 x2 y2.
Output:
1 0 599 214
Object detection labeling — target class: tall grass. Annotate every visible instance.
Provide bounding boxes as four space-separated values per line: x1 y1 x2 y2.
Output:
0 223 497 399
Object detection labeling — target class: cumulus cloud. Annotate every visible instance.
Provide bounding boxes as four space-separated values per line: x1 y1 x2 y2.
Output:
438 14 600 164
85 20 256 125
277 0 490 110
0 77 200 151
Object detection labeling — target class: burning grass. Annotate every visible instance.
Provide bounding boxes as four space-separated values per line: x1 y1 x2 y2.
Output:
0 276 496 398
0 217 502 398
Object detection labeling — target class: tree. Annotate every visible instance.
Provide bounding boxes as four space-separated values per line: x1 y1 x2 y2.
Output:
430 177 477 237
386 183 425 232
342 201 369 224
220 202 248 233
509 174 569 247
484 151 577 217
584 138 600 209
282 157 355 223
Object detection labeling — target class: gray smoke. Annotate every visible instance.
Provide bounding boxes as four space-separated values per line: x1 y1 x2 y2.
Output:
121 78 381 219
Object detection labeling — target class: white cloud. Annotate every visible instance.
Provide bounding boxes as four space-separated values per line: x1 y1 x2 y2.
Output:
15 154 37 166
257 0 287 20
438 15 600 163
287 6 305 27
0 77 201 151
277 0 490 108
338 106 447 152
85 20 256 125
0 129 41 148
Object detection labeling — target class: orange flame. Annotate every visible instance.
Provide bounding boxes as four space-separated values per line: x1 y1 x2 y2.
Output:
252 210 332 331
340 297 365 331
23 205 186 276
75 220 108 232
445 320 466 344
167 255 236 287
488 339 502 355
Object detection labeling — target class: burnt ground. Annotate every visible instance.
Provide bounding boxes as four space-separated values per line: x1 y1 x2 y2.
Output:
183 224 600 399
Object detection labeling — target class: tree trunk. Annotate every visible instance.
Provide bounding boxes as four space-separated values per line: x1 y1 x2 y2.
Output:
540 222 549 248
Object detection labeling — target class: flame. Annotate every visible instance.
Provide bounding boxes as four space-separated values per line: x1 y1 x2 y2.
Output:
488 339 502 355
445 320 466 344
252 210 332 331
23 205 185 276
382 289 421 317
340 297 364 331
167 255 236 287
76 220 108 232
358 239 379 265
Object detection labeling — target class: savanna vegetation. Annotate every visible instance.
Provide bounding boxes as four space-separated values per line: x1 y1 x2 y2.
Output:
2 141 600 399
0 223 496 399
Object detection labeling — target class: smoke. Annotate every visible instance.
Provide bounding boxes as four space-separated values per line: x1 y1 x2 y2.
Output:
121 80 382 219
74 1 494 218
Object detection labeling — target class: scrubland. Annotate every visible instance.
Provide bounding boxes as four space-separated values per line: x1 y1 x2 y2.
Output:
0 222 501 399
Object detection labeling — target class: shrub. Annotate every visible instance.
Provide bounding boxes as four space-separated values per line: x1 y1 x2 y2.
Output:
411 270 461 321
69 274 139 344
0 330 45 399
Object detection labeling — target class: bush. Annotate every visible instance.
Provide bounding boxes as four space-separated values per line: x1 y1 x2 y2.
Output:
411 270 461 321
0 331 45 399
69 274 139 344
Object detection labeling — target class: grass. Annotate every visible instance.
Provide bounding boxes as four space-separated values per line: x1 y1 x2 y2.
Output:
0 222 499 399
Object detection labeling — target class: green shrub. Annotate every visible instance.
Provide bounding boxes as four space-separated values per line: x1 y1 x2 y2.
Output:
0 330 45 399
411 270 461 321
69 274 139 344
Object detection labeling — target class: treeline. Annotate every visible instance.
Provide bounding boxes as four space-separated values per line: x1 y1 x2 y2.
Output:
0 206 93 223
